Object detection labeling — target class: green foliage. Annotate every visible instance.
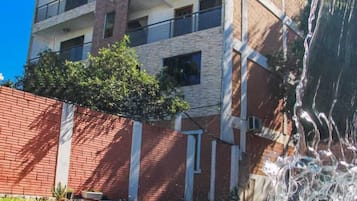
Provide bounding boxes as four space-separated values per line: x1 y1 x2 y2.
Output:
0 76 23 89
52 183 67 201
267 38 304 116
228 186 240 201
23 36 189 121
0 198 37 201
266 3 309 116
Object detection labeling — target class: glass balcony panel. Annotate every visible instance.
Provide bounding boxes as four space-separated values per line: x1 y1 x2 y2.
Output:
127 6 222 47
35 0 91 22
147 22 171 43
47 1 59 19
198 7 222 31
82 42 92 60
29 42 92 63
173 16 193 37
36 6 47 22
128 28 148 47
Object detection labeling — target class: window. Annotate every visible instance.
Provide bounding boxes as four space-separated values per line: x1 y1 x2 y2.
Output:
199 0 222 10
183 130 203 173
104 11 116 38
174 5 193 36
127 16 148 46
65 0 88 11
163 52 201 86
60 36 84 61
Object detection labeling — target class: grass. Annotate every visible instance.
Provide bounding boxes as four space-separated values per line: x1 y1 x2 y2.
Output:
0 197 42 201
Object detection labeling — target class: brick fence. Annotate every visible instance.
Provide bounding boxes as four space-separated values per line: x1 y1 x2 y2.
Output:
0 87 188 200
1 86 288 201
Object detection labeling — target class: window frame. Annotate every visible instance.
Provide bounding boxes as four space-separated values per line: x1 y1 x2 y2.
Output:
163 51 202 86
103 11 116 38
182 129 203 174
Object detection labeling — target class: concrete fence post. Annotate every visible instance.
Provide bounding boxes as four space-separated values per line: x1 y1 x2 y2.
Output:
128 121 143 201
230 145 240 190
184 135 195 201
55 103 75 187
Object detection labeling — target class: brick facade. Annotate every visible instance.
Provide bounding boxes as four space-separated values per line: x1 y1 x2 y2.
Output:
135 27 223 118
91 0 129 53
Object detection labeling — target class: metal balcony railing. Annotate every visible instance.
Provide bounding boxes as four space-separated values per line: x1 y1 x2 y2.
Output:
35 0 94 23
127 6 222 47
29 42 92 63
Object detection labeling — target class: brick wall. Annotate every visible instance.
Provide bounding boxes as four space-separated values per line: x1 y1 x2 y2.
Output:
92 0 129 53
135 27 223 118
246 135 294 176
0 87 189 200
232 51 242 117
247 60 284 131
139 125 186 201
247 0 282 55
215 143 232 201
0 87 61 196
68 108 133 200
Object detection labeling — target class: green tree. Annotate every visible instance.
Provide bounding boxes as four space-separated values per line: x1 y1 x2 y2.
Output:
266 0 311 117
23 36 189 121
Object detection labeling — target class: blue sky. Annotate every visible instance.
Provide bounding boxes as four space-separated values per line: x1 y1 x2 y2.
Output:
0 1 35 81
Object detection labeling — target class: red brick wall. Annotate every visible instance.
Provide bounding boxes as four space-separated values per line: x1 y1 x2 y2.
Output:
246 135 293 175
248 0 282 56
233 0 242 41
0 87 191 200
215 143 231 201
232 51 242 117
68 107 133 200
92 0 129 53
247 60 284 131
139 124 187 201
0 87 61 196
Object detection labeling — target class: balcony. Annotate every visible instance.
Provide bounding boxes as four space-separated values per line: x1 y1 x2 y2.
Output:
30 42 92 63
35 0 95 22
127 6 222 47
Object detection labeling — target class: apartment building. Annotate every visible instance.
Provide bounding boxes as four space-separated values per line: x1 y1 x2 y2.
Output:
28 0 305 200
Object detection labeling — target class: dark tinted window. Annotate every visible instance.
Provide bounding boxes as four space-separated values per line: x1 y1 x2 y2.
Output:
199 0 222 10
60 36 84 61
104 12 115 38
163 52 201 86
65 0 88 11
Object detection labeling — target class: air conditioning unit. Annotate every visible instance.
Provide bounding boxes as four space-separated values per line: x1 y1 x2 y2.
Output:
247 116 263 133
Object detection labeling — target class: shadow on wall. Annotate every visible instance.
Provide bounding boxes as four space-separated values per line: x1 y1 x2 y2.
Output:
69 107 188 201
138 124 187 201
69 107 133 199
17 102 62 184
233 7 303 197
